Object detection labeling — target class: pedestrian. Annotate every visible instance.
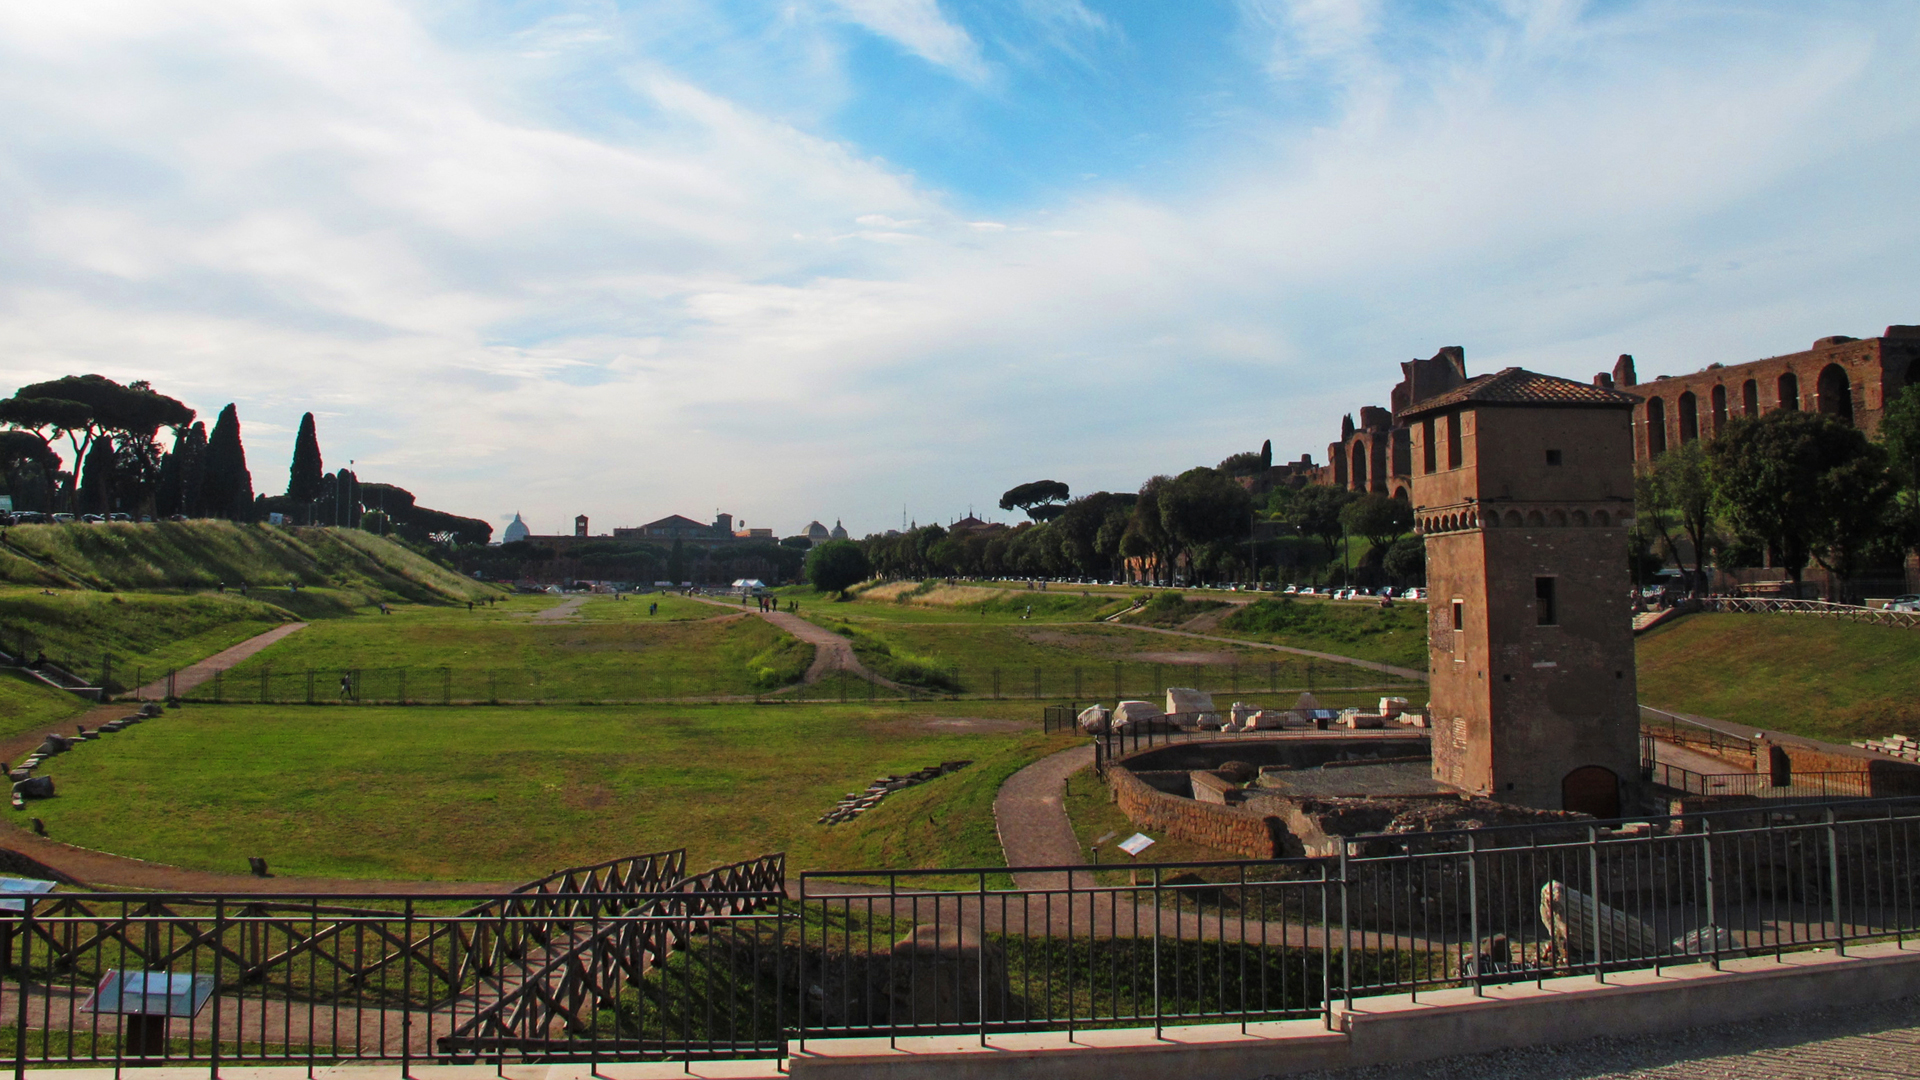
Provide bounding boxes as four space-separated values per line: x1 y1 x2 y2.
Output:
339 674 353 700
649 601 658 616
467 601 474 611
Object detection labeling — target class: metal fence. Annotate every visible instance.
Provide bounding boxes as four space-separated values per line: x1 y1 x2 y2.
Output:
5 798 1916 1072
155 658 1422 707
1640 706 1756 764
1700 596 1920 628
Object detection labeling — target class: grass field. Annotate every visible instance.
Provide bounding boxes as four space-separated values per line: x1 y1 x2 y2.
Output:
0 586 294 689
1213 597 1428 668
1636 612 1920 742
204 595 814 699
33 701 1076 880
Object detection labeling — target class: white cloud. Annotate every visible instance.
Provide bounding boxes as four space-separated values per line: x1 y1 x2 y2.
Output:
817 0 989 82
0 0 1917 539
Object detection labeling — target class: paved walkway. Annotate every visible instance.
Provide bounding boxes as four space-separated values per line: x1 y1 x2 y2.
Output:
993 743 1095 890
1122 624 1429 682
1288 993 1920 1079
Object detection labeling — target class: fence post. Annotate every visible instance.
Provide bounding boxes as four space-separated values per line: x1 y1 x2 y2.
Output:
1467 832 1481 995
1702 819 1719 971
260 665 270 705
1589 825 1603 982
1338 841 1352 1013
1032 666 1040 701
168 666 178 700
442 667 451 706
1113 662 1122 701
397 668 407 706
992 668 1001 700
213 667 222 703
1828 808 1845 956
305 669 314 704
489 670 498 705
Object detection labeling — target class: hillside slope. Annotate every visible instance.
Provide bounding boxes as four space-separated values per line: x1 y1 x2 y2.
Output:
1635 612 1920 742
0 521 495 605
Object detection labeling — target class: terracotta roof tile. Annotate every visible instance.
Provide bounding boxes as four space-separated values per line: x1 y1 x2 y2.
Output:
1399 367 1640 417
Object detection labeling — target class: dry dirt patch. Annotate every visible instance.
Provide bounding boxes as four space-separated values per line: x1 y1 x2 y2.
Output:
1128 650 1242 665
917 717 1027 733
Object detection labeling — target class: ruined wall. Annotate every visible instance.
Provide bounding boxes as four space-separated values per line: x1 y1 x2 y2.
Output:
1626 328 1920 461
1104 764 1287 859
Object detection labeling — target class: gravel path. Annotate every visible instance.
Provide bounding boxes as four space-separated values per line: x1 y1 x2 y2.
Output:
1285 994 1920 1079
993 743 1095 890
684 595 903 688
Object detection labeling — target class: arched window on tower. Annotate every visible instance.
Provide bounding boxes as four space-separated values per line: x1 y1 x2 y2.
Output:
1778 371 1799 411
1710 385 1728 435
1646 397 1667 455
1816 363 1853 423
1678 392 1699 443
1742 379 1759 416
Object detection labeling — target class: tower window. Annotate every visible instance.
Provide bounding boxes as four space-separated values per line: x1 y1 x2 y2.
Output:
1422 418 1437 474
1535 577 1558 626
1545 449 1562 466
1446 413 1463 469
1451 599 1464 631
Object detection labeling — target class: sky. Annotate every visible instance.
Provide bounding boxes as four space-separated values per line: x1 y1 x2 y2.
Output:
3 0 1918 539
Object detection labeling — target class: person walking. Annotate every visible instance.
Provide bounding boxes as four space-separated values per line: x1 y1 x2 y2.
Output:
338 673 354 700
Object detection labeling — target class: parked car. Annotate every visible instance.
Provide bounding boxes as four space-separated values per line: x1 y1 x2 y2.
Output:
1282 584 1299 594
1402 587 1427 600
51 513 74 523
1889 594 1920 613
108 512 131 522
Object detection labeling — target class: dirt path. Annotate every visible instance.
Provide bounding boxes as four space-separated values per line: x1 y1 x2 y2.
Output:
993 743 1096 891
529 596 586 621
684 595 903 689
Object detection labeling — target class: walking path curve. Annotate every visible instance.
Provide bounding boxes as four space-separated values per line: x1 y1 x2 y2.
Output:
993 743 1095 891
684 595 904 689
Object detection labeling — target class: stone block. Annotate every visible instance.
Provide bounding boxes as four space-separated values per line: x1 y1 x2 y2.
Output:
1166 687 1215 717
1077 704 1112 734
1112 700 1165 731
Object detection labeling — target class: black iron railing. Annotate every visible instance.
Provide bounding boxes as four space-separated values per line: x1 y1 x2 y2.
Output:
4 799 1917 1071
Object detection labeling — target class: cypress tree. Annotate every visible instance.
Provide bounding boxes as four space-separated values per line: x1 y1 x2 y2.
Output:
287 412 324 503
79 438 116 514
202 404 255 520
156 423 208 518
1260 439 1272 470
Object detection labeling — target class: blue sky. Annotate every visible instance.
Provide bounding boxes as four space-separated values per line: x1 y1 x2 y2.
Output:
2 0 1918 537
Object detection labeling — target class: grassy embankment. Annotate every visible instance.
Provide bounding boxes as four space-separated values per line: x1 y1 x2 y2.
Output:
1213 596 1429 669
1636 612 1920 743
0 520 496 613
34 700 1076 880
776 582 1419 699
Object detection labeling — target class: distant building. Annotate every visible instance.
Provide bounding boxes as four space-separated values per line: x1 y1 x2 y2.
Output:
616 515 719 541
804 521 830 541
830 520 848 541
503 513 530 543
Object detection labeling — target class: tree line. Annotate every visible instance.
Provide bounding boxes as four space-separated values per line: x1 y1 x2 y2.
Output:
1636 389 1920 601
0 374 489 545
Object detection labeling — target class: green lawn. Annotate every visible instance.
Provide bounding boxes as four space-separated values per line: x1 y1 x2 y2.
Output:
0 670 93 741
33 701 1076 880
0 586 293 690
1636 612 1920 742
1212 597 1429 669
205 594 814 699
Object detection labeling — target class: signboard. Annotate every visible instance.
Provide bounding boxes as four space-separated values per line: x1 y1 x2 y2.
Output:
0 496 12 512
1117 833 1156 857
267 513 285 525
85 970 216 1018
0 877 54 911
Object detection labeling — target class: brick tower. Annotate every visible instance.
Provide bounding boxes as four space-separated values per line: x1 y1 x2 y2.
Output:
1402 368 1641 816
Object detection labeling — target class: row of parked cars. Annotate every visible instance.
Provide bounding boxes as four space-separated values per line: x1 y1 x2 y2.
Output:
0 512 186 525
1282 584 1426 600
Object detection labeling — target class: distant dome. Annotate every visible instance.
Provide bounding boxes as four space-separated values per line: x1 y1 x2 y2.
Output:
805 520 829 540
830 519 848 540
503 513 530 543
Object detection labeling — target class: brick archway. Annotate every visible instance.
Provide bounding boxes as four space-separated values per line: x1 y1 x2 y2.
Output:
1562 765 1620 818
1816 363 1853 423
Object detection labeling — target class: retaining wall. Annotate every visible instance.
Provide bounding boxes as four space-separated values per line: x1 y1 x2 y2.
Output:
1105 761 1288 859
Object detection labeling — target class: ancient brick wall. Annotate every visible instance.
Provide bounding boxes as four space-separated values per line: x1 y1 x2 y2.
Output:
1105 763 1285 859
